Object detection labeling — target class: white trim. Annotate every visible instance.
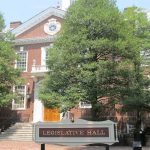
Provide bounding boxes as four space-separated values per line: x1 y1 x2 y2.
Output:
20 46 24 51
44 18 61 35
15 50 28 72
13 36 57 46
26 50 28 72
12 7 65 36
41 47 47 66
41 45 53 66
12 85 27 110
33 80 44 122
79 101 92 108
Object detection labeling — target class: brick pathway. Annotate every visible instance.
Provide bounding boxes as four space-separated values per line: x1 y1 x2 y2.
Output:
0 141 150 150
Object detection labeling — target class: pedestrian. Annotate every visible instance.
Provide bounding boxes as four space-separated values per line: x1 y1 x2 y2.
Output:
133 130 142 150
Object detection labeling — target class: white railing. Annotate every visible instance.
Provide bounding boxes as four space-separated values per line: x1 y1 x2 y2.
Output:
31 65 49 73
79 102 92 108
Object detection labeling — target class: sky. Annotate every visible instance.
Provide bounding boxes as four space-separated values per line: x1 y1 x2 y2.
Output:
0 0 150 27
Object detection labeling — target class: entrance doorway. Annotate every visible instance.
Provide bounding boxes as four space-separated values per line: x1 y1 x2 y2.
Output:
44 107 60 122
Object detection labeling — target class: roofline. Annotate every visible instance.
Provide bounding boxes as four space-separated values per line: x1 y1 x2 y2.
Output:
13 36 57 45
12 7 65 36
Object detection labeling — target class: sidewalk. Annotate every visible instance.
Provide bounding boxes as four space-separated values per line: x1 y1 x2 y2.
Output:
0 141 149 150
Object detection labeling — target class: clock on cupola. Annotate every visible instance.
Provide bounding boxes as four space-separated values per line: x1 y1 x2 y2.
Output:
44 18 61 35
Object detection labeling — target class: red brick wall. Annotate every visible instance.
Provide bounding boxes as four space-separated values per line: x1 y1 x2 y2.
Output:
12 16 63 122
17 16 63 39
70 107 92 120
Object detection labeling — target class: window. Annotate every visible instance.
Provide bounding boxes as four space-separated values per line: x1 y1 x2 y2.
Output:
141 50 150 67
16 51 27 71
79 101 92 108
12 85 26 110
41 44 53 66
45 48 49 63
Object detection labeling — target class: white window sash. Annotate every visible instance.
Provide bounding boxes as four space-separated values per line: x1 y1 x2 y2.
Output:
15 50 28 72
12 85 27 110
41 45 53 66
41 47 47 66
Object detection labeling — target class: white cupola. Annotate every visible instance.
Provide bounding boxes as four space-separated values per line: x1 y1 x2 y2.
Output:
61 0 76 11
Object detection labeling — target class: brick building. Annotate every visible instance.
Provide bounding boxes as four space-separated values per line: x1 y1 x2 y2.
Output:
5 0 91 123
1 1 149 129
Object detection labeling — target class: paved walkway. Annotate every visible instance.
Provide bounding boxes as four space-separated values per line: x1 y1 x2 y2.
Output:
0 141 149 150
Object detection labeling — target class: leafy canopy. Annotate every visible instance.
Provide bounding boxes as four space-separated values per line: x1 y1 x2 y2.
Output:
121 7 150 115
40 1 150 119
0 13 21 107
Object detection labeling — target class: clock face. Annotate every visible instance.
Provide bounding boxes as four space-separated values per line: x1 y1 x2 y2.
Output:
44 18 61 35
49 24 57 31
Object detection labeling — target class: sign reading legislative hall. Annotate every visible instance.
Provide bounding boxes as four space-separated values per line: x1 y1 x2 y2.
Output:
39 127 109 137
33 119 118 146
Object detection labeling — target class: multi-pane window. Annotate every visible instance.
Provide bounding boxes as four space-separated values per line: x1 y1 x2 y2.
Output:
45 48 49 64
41 44 53 66
12 85 26 110
79 101 92 108
16 51 27 71
141 50 150 67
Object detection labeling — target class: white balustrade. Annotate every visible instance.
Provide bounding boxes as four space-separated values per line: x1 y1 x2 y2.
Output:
31 65 48 73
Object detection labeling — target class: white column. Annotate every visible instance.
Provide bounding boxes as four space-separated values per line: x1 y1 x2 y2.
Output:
33 80 44 122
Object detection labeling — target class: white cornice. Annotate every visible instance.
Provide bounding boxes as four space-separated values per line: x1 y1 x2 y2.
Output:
13 36 57 45
12 7 65 37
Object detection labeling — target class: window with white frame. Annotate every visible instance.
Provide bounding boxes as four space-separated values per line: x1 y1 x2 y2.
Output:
16 51 27 71
12 85 26 110
79 101 92 108
141 50 150 67
41 44 53 66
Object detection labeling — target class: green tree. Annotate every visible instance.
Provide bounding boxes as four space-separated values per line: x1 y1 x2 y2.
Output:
121 7 150 128
40 1 149 120
0 13 21 107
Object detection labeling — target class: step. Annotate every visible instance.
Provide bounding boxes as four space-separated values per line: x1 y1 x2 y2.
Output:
9 126 33 129
0 135 33 138
4 129 33 132
1 133 33 137
0 123 33 141
0 137 33 141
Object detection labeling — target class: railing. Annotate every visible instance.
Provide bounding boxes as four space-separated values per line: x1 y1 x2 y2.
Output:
31 65 49 73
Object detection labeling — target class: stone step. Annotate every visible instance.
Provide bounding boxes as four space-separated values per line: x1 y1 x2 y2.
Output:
1 133 33 136
9 126 32 129
0 123 33 141
4 129 33 132
0 133 33 136
0 136 33 138
0 138 33 141
0 135 33 138
2 129 33 134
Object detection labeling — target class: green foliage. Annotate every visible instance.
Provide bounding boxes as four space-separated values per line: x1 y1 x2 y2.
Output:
40 1 150 120
121 7 150 114
0 13 21 107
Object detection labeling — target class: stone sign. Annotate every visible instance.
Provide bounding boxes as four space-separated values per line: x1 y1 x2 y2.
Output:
33 119 118 146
